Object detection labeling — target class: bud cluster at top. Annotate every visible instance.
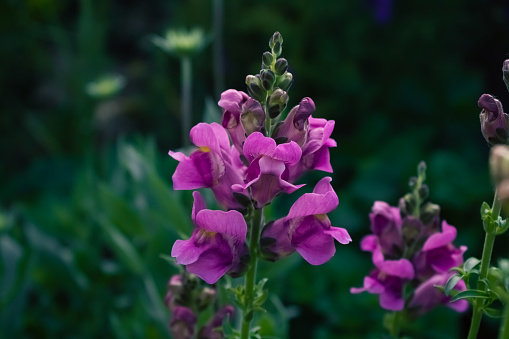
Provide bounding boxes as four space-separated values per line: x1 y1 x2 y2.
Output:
351 162 468 315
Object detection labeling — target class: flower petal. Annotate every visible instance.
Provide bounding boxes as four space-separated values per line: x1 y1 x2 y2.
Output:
190 123 224 155
195 209 247 242
186 248 232 284
171 157 208 190
292 219 336 265
171 239 204 265
243 132 276 163
192 191 207 223
288 190 338 219
422 221 457 251
271 141 302 165
325 226 352 244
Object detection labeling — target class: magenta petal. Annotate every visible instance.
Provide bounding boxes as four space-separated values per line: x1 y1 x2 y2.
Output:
380 258 415 279
195 209 247 242
380 292 405 311
293 223 336 265
191 191 207 223
312 177 333 195
172 157 207 190
186 248 232 284
171 239 203 265
288 190 338 218
325 226 352 244
310 146 333 172
271 141 302 165
243 132 276 163
360 235 378 252
209 122 231 154
423 221 457 251
168 150 187 162
258 156 286 176
351 276 385 294
190 123 222 155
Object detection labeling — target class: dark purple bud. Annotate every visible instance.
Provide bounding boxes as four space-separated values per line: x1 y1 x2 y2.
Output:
269 32 283 56
479 94 509 146
277 72 293 92
262 51 274 69
246 75 265 102
503 59 509 92
293 97 316 130
240 98 265 135
274 58 288 75
198 305 235 339
267 88 289 119
260 69 276 91
170 306 197 339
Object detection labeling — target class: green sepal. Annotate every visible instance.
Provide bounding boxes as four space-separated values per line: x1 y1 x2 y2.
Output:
450 289 491 302
444 274 463 296
464 257 481 272
483 306 504 318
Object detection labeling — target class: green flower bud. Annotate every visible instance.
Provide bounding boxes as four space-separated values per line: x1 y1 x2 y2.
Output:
490 145 509 185
274 58 288 75
266 88 289 119
276 72 293 92
418 184 429 200
420 202 440 225
260 69 276 91
262 52 274 68
246 75 266 102
269 32 283 50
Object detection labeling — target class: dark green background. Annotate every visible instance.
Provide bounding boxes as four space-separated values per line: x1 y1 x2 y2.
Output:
1 0 509 338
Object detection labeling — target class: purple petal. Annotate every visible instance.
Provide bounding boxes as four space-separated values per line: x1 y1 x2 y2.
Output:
287 190 338 218
350 276 385 294
168 150 187 162
195 209 247 242
271 141 302 165
360 235 378 252
422 221 457 251
191 191 207 223
171 239 204 265
171 157 208 190
243 132 276 163
189 123 221 155
186 248 232 284
325 226 352 244
292 217 336 265
379 258 415 279
308 146 333 172
312 177 333 194
380 292 404 311
209 122 231 154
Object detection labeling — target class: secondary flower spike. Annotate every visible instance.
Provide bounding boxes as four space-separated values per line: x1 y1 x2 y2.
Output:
260 176 352 265
171 191 249 284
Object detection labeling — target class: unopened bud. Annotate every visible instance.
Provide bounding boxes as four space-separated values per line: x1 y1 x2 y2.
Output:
490 145 509 184
402 193 416 216
196 287 216 311
417 161 427 181
402 217 422 246
274 58 288 75
503 59 509 92
418 184 429 200
420 202 440 225
262 52 274 68
269 32 283 56
479 94 509 146
241 98 265 135
246 75 266 102
267 88 289 119
276 72 293 91
260 69 276 91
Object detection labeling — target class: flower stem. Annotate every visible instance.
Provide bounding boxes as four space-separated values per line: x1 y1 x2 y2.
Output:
240 207 263 339
390 311 401 338
499 296 509 339
467 189 501 339
181 56 192 147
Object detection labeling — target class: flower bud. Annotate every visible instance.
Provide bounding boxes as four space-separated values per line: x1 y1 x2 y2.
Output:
196 287 216 311
246 75 266 102
266 88 289 119
503 59 509 92
262 51 274 68
276 72 293 92
269 32 283 56
490 145 509 184
274 58 288 75
240 98 265 135
479 94 509 146
170 306 197 339
419 202 440 226
402 216 422 247
260 69 276 91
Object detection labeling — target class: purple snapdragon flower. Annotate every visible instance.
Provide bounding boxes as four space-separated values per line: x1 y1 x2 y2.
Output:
171 191 249 284
351 238 414 310
408 273 468 315
169 122 244 210
288 116 337 182
232 132 304 208
219 89 250 155
260 177 351 265
478 93 509 146
273 97 316 147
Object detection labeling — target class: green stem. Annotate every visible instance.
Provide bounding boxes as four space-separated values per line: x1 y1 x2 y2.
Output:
499 297 509 339
181 57 192 147
240 208 263 339
467 189 501 339
390 311 401 338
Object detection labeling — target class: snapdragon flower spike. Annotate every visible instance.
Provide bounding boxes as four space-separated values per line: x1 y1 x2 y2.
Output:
232 132 304 208
171 191 249 284
169 122 244 210
260 177 351 264
413 221 467 280
408 273 468 315
288 116 337 182
219 89 250 155
170 306 197 339
350 244 415 311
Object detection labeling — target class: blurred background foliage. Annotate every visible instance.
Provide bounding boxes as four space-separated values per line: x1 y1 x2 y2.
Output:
1 0 509 338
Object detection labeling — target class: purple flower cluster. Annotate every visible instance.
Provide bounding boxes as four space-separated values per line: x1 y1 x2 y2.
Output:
351 201 468 313
165 274 234 339
169 87 350 282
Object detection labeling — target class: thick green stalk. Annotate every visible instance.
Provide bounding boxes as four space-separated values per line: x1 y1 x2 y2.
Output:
467 189 501 339
240 208 263 339
499 296 509 339
181 57 192 147
390 311 401 338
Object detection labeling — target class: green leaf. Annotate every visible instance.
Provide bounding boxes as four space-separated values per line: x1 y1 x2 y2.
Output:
480 202 491 217
450 289 491 302
464 257 481 272
444 274 463 296
483 307 503 318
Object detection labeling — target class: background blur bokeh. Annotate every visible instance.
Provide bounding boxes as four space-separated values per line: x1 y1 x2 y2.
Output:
2 0 509 338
